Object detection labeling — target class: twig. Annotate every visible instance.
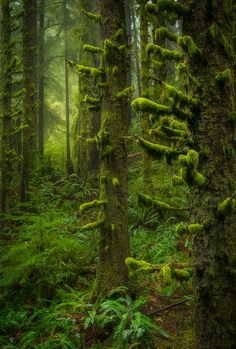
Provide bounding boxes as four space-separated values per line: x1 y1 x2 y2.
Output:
148 299 189 317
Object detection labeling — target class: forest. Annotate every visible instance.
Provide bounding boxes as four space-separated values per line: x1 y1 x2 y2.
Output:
0 0 236 348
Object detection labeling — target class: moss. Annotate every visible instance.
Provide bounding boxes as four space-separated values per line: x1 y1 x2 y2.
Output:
84 95 100 106
172 105 192 121
112 177 120 187
125 257 153 274
163 82 199 107
80 219 104 231
83 44 103 54
112 66 118 74
76 65 103 78
188 224 204 234
138 193 178 212
97 82 108 89
146 44 183 62
179 150 206 187
155 27 177 42
160 125 187 138
177 36 202 57
209 23 234 58
215 68 232 87
137 137 180 160
113 28 124 42
80 200 107 214
173 269 191 280
172 175 185 186
161 265 172 285
218 196 236 217
131 97 171 117
81 9 101 23
147 0 190 16
117 86 134 100
229 111 236 122
176 222 188 235
186 149 199 169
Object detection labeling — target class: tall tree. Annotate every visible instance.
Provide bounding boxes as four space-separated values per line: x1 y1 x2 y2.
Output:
183 1 236 347
1 0 13 212
38 0 45 157
21 0 38 201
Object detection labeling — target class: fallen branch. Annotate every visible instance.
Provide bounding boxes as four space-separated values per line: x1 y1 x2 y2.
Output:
148 299 189 316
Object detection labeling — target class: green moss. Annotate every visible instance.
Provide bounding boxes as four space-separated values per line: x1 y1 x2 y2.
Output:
80 200 107 214
148 0 190 16
177 36 202 57
161 265 172 285
138 193 177 212
117 86 134 99
146 44 183 62
112 177 120 187
125 257 153 273
76 65 103 78
81 9 101 23
80 219 104 231
193 171 206 186
163 82 199 107
83 44 103 54
173 269 191 280
155 27 177 43
84 95 100 106
131 97 171 117
137 137 180 160
179 150 206 187
215 68 232 87
172 175 185 186
172 105 192 121
188 224 204 234
160 125 187 138
112 66 118 74
218 196 236 217
176 223 188 235
186 149 199 169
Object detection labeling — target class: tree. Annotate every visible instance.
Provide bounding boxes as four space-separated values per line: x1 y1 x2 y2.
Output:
21 0 38 201
183 1 236 347
38 0 45 157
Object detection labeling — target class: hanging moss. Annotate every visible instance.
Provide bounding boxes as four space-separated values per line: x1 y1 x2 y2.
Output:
81 9 101 23
146 44 183 62
80 219 104 231
83 44 103 54
80 200 107 214
218 196 236 218
117 86 134 100
76 64 103 78
177 36 202 57
131 97 171 117
186 149 199 169
137 136 180 160
209 23 234 58
155 27 177 42
161 265 172 285
179 150 206 187
215 69 232 87
146 0 190 16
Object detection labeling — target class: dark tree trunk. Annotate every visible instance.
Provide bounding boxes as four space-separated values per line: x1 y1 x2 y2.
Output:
184 1 236 348
95 0 130 296
21 0 38 202
38 0 45 158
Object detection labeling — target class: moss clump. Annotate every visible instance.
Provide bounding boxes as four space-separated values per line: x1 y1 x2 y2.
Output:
177 36 202 57
161 265 172 285
172 105 192 121
146 0 189 17
117 86 134 100
125 257 154 276
81 9 101 23
80 200 107 214
172 175 185 186
176 223 188 235
138 193 181 213
188 224 204 234
173 269 191 280
76 65 103 78
112 177 120 187
155 27 177 42
215 69 232 87
146 44 183 62
163 82 199 107
160 125 187 138
218 196 236 218
83 44 103 54
84 95 100 106
137 137 180 161
80 219 104 231
179 150 206 187
131 97 171 117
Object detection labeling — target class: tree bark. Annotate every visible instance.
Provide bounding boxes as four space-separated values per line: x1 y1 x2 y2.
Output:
38 0 45 158
184 1 236 347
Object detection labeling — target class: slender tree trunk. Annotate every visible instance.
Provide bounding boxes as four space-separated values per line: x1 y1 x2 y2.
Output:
1 0 13 212
184 1 236 347
130 0 141 96
95 0 130 296
63 0 74 175
38 0 45 158
21 0 38 202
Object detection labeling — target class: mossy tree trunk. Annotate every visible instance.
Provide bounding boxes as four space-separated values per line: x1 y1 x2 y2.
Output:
139 0 153 193
21 0 38 202
38 0 45 158
1 0 13 212
183 1 236 347
95 0 130 296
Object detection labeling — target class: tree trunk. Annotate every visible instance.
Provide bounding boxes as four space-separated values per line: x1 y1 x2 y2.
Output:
184 1 236 347
21 0 38 202
95 0 130 296
38 0 45 158
1 0 13 212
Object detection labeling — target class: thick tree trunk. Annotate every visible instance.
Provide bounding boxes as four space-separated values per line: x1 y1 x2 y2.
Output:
38 0 45 158
96 0 130 296
1 0 13 212
21 0 38 202
184 1 236 348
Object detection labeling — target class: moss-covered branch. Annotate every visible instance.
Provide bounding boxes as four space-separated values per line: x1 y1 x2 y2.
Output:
80 219 104 231
131 97 171 117
146 0 190 17
138 193 189 212
176 222 204 235
179 150 206 187
177 36 202 57
137 136 180 160
80 200 107 214
81 9 101 23
147 44 183 61
83 44 103 54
